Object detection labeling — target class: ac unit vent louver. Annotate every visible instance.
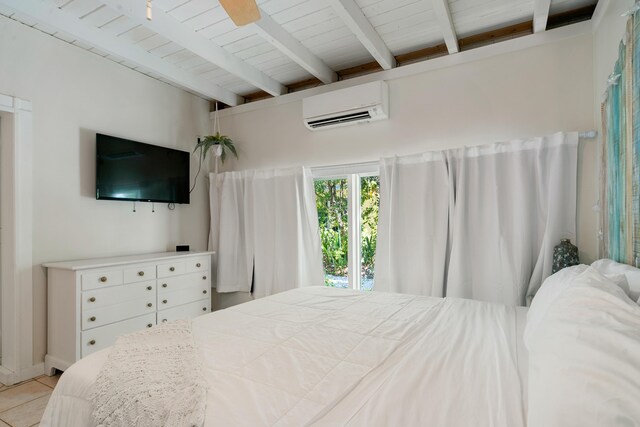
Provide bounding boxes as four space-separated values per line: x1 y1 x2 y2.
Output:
307 111 373 129
303 81 388 131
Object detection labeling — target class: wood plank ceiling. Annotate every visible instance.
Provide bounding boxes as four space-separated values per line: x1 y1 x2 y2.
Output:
0 0 598 106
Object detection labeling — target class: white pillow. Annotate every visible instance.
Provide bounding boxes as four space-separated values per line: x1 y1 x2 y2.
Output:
591 259 640 300
527 267 640 426
591 258 639 275
524 264 587 348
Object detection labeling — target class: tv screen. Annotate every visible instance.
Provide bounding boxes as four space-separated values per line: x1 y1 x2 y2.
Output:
96 134 190 204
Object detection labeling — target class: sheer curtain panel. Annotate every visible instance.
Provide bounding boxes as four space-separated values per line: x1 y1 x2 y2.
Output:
375 153 451 296
375 132 578 306
251 168 324 298
446 132 579 305
210 167 324 297
210 172 254 293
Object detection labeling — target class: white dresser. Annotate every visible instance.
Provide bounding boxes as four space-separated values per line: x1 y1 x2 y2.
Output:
44 251 214 374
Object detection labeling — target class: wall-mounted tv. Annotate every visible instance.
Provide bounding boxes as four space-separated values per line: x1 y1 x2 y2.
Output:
96 133 190 204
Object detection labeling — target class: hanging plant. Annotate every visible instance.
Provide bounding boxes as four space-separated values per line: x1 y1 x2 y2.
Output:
189 103 237 193
193 132 238 164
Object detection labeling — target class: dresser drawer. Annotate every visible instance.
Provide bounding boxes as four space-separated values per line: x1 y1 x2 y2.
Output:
185 256 210 274
82 280 155 311
81 313 156 358
81 270 124 291
123 265 156 283
82 297 156 330
157 299 210 324
157 272 210 294
157 261 185 278
157 283 209 310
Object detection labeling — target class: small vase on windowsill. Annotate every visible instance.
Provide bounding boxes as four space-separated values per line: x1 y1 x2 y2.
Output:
552 238 579 274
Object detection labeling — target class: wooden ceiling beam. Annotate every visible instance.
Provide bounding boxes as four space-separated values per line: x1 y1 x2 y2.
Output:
337 61 382 79
396 43 448 66
235 4 596 106
325 0 396 70
250 9 337 84
288 77 323 92
430 0 459 54
458 21 532 51
546 4 596 30
0 0 243 106
101 0 286 97
533 0 552 33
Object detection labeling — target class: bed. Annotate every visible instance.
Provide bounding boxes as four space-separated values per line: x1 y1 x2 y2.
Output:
41 262 640 426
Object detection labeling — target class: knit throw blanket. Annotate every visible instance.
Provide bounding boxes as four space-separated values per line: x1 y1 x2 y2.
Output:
90 320 206 427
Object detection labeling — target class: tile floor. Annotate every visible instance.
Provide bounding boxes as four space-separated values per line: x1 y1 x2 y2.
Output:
0 373 61 427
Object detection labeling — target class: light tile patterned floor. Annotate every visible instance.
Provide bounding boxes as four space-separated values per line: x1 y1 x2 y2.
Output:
0 374 61 427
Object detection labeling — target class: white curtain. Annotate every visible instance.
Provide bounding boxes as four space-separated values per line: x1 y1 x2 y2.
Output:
375 153 451 296
251 168 325 298
210 171 254 293
210 167 324 297
446 132 578 306
375 132 578 306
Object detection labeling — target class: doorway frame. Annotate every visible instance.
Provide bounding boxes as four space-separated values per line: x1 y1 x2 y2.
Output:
0 93 36 385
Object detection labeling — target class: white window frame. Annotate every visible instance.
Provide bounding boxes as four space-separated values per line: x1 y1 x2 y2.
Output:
312 161 379 290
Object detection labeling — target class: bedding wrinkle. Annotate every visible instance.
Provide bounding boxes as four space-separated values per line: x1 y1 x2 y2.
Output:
42 288 527 427
312 298 525 427
277 295 443 425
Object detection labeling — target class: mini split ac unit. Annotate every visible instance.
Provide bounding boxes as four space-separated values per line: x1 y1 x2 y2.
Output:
302 81 389 131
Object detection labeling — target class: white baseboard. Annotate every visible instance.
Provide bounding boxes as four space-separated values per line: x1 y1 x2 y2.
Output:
44 355 70 376
0 363 45 386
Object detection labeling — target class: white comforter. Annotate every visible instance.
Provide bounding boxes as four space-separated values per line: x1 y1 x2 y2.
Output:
42 286 528 426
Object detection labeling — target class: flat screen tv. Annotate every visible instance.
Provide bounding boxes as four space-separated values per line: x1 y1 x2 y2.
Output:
96 133 190 204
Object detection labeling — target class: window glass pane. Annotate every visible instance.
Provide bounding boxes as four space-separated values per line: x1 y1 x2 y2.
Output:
315 178 349 288
361 176 379 291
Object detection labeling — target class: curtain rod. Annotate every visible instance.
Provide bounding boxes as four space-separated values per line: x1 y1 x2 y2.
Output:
312 131 598 172
311 160 378 169
579 130 598 138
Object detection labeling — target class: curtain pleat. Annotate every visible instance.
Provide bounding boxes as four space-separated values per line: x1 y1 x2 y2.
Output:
376 132 578 306
447 133 578 306
211 171 254 293
375 153 450 296
210 167 324 297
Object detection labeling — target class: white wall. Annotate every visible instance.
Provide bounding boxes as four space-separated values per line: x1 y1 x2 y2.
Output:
593 1 633 109
0 16 212 365
215 29 597 309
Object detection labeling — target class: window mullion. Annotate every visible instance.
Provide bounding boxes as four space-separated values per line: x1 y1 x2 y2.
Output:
347 174 361 290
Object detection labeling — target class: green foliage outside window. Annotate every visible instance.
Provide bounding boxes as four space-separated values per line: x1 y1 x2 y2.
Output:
360 176 379 279
315 179 349 277
314 176 379 285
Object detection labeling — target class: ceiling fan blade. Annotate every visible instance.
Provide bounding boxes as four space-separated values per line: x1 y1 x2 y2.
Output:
219 0 261 26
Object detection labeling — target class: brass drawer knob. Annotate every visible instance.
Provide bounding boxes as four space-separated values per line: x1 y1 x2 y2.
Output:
89 340 96 345
147 303 153 307
162 283 167 288
138 271 145 276
169 266 175 272
146 286 152 291
162 299 168 304
202 276 207 280
147 323 153 328
203 290 207 294
99 276 107 283
202 307 207 311
196 263 201 268
89 316 96 322
89 297 96 302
